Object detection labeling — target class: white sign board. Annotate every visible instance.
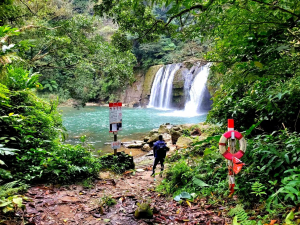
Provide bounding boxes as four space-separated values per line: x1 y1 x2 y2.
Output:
109 102 122 132
111 141 121 149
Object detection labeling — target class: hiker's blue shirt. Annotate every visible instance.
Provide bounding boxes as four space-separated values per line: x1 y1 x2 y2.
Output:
153 140 167 158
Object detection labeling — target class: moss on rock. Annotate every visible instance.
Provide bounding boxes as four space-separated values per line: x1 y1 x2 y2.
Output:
141 65 163 106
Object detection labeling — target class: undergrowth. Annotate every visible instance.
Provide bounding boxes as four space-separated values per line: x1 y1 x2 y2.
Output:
157 124 300 223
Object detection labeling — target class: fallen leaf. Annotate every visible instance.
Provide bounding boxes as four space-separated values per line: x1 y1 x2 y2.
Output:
186 200 192 208
269 220 277 225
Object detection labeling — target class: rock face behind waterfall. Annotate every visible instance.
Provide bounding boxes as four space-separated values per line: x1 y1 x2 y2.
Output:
172 68 186 109
120 65 163 107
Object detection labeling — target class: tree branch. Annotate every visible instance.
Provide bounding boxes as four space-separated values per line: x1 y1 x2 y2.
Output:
19 0 36 15
1 25 61 43
250 0 300 18
136 20 164 40
165 0 215 27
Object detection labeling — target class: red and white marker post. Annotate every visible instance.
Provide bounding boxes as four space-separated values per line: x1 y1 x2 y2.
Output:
109 102 122 155
227 119 235 196
219 119 246 197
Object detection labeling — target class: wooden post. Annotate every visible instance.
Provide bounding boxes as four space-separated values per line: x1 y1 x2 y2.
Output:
113 132 117 155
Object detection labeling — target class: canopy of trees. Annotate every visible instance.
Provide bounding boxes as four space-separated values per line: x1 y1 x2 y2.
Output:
1 0 136 103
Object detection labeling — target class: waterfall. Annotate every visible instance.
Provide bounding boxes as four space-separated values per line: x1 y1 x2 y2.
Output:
184 64 210 114
148 62 211 115
148 64 181 109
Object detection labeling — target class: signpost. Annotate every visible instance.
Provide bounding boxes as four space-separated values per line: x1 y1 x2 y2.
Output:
109 102 122 155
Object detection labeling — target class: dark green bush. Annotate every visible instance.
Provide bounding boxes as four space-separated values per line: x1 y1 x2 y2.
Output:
99 152 135 174
0 83 102 183
207 76 300 132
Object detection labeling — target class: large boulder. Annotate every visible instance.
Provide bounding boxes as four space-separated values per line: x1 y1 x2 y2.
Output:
176 136 193 149
149 129 158 136
162 133 171 142
142 144 151 152
170 129 181 144
126 141 144 148
144 136 150 142
158 124 169 134
147 133 159 145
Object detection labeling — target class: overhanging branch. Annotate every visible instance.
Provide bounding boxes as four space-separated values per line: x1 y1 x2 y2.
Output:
165 0 215 27
251 0 300 18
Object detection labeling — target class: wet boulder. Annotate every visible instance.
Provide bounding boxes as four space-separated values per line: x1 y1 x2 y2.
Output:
149 129 158 136
147 133 159 145
158 124 169 134
141 144 151 152
170 129 182 144
176 136 193 149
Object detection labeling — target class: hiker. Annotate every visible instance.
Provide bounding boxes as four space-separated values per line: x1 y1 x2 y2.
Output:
151 135 169 177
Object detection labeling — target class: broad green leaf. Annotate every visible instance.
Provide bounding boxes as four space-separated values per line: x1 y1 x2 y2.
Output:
180 192 191 199
0 201 11 207
12 197 23 207
285 211 294 224
254 61 263 69
232 216 240 225
193 177 210 187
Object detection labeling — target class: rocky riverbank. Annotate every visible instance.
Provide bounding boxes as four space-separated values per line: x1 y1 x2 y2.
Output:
119 122 213 169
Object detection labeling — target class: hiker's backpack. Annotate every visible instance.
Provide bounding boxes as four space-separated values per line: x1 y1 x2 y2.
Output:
156 141 167 158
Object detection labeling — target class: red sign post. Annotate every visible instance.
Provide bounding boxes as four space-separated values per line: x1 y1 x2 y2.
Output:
109 102 122 155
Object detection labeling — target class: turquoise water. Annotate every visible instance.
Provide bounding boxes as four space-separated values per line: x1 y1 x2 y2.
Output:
60 106 207 153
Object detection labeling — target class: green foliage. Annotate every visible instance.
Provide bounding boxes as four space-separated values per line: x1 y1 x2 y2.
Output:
228 205 250 224
0 78 102 184
41 80 58 92
100 194 116 207
99 152 135 174
14 143 102 183
207 76 300 132
5 66 40 91
182 129 190 137
251 182 266 197
0 181 28 214
111 31 133 52
159 125 300 217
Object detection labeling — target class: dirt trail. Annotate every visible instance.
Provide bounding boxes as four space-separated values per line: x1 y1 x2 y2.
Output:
19 155 229 225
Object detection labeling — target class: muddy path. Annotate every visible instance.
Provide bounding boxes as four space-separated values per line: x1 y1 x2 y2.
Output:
8 153 229 225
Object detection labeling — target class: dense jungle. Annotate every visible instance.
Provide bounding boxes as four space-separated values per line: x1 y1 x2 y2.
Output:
0 0 300 224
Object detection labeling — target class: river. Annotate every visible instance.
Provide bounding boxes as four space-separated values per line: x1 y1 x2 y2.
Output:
60 106 207 154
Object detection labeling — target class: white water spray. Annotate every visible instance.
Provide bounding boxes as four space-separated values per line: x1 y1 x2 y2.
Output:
148 64 181 109
184 64 210 115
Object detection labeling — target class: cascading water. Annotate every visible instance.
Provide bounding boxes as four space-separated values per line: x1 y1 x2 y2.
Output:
184 64 211 114
148 64 181 109
148 62 211 116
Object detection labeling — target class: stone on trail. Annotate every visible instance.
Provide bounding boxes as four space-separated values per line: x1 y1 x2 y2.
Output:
134 203 153 219
136 169 145 172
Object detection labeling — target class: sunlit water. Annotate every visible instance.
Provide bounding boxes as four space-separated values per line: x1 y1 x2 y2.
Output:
60 106 207 154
